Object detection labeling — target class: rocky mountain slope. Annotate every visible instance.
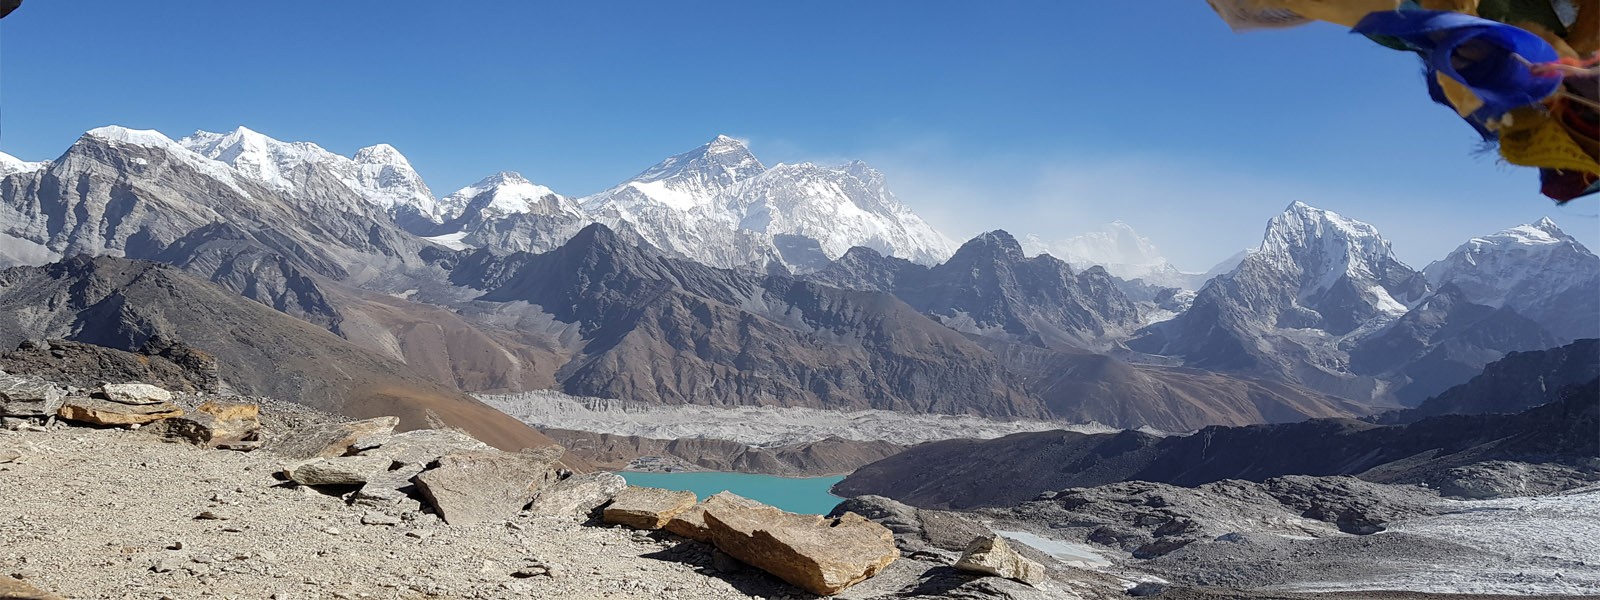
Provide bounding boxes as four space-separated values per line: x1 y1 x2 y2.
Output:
1372 338 1599 424
837 344 1599 509
0 256 555 452
540 428 904 476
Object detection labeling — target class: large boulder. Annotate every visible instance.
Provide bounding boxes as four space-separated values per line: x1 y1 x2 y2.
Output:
665 491 766 542
414 446 564 526
97 382 174 405
270 417 400 460
0 375 63 418
703 497 898 595
156 400 262 448
954 535 1046 586
601 486 698 530
527 472 627 517
283 455 394 486
57 396 183 426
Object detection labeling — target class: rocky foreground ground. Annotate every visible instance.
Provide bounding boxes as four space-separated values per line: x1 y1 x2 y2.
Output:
3 364 1596 600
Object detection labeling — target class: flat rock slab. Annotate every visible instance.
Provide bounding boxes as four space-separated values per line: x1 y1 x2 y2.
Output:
955 535 1045 586
0 575 67 600
270 416 400 460
355 428 488 468
704 499 898 596
414 449 562 526
284 455 394 487
98 382 173 405
0 375 64 418
666 491 766 543
158 400 261 447
527 472 626 517
57 397 183 426
602 485 697 530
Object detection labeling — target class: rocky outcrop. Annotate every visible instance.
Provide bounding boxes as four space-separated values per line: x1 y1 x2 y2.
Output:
0 339 220 393
601 486 698 530
702 499 899 596
0 375 64 419
157 400 263 449
955 535 1045 586
414 446 565 526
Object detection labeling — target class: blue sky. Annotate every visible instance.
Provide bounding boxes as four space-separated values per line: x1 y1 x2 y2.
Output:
1 1 1593 270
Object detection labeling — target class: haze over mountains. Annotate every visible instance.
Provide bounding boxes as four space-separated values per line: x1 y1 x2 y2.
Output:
0 124 1592 434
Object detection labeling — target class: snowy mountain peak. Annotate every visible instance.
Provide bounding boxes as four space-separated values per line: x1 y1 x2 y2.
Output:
1421 218 1598 338
1250 202 1420 321
177 127 437 218
439 170 573 222
0 151 46 178
84 126 183 150
632 135 765 185
353 143 410 166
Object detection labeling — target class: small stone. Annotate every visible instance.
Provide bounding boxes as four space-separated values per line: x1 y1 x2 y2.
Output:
167 541 184 550
323 528 341 536
194 511 222 521
405 529 434 539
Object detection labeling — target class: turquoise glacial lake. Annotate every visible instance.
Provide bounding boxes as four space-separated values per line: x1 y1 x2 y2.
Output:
618 471 846 515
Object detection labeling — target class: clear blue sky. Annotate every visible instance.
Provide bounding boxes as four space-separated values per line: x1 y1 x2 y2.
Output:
1 1 1593 269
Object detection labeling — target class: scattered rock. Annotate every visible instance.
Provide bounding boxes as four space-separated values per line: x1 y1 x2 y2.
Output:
270 417 400 461
601 486 698 530
57 397 184 426
955 535 1045 586
414 447 564 526
527 472 626 517
0 375 64 418
97 382 174 405
1132 538 1192 559
1127 581 1167 596
361 513 401 526
664 491 764 542
283 455 394 487
156 401 262 448
0 449 21 464
0 575 66 600
828 495 921 536
703 497 898 596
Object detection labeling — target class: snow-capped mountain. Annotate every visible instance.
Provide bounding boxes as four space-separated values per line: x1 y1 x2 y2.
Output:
1252 201 1427 331
179 126 437 221
429 172 592 253
1129 202 1431 400
439 171 577 222
1422 218 1599 340
0 151 46 178
572 135 957 270
1023 222 1227 290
